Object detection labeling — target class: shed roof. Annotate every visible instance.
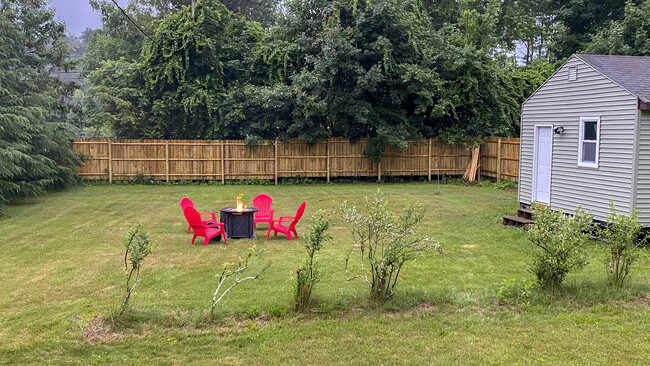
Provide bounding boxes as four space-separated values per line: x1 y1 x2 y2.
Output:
576 54 650 103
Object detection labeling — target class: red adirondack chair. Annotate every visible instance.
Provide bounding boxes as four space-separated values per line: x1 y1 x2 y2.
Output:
180 197 217 233
253 194 275 228
266 202 306 241
183 207 227 246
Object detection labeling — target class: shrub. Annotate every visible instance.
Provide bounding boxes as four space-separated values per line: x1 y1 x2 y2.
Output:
211 245 270 317
340 189 442 301
294 210 332 311
527 205 593 289
131 172 156 185
281 176 323 185
121 224 155 311
224 178 273 186
596 202 646 288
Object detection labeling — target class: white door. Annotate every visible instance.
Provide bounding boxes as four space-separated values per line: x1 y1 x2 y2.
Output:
534 126 553 204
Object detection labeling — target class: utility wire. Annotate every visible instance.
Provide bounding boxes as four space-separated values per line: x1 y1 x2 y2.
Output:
108 0 191 53
109 0 152 40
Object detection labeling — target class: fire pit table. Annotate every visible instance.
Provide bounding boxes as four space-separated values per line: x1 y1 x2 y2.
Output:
220 207 259 239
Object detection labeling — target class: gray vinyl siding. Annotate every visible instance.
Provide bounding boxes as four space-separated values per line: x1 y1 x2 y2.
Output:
519 55 638 222
635 111 650 224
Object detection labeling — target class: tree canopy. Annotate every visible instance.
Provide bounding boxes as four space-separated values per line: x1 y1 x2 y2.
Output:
81 0 545 159
585 0 650 56
0 0 80 215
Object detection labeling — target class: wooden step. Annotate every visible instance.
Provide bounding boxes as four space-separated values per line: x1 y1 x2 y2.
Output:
502 215 534 230
517 208 533 220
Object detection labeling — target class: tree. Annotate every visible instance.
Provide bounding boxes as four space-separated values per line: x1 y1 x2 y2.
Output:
0 0 80 216
140 0 281 26
83 0 269 139
550 0 638 59
499 0 558 64
79 0 541 156
239 0 523 159
222 0 281 28
139 0 230 139
84 59 146 138
585 0 650 56
81 0 156 72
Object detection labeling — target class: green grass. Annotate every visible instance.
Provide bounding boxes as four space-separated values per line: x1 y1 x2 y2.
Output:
1 182 649 365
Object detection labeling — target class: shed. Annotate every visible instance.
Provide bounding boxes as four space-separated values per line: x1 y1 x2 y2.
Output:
518 54 650 225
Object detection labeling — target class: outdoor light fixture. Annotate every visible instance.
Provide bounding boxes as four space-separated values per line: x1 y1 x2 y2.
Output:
554 126 565 134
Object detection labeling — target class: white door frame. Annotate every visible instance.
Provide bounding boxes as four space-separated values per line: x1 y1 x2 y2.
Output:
532 124 554 205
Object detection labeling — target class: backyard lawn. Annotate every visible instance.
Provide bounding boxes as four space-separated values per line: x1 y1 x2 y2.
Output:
1 182 649 365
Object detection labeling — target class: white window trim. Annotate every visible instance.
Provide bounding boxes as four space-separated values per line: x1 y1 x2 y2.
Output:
578 116 600 168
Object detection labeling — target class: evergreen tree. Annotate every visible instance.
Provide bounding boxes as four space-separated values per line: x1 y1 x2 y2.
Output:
0 1 79 216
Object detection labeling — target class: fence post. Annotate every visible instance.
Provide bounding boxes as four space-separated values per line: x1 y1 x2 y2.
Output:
377 160 382 182
427 138 432 182
274 139 278 185
165 140 170 182
326 139 331 183
108 139 112 183
220 141 225 184
496 138 502 184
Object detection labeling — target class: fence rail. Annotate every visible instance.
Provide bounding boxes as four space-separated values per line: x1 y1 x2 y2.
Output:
73 137 519 184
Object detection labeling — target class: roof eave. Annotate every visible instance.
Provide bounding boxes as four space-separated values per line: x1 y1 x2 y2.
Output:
640 99 650 111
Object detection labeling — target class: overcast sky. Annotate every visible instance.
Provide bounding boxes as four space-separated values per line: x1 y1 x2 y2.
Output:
50 0 127 34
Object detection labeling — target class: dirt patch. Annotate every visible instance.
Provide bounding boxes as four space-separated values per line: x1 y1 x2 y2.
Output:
504 188 518 193
83 317 124 343
460 244 479 249
27 274 48 283
216 357 243 366
415 302 436 311
385 302 438 319
630 293 650 306
455 305 487 318
332 226 347 230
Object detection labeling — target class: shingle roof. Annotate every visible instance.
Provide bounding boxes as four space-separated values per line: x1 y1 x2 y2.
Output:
576 54 650 103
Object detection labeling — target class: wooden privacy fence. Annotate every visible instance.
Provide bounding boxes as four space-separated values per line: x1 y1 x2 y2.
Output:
73 137 520 184
479 137 521 183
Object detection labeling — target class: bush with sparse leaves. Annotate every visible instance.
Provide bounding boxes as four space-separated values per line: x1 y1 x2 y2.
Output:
340 189 442 301
211 245 270 316
121 223 155 311
596 202 646 288
294 210 332 312
527 205 593 289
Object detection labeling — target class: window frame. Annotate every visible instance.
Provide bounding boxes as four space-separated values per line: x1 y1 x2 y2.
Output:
578 116 600 168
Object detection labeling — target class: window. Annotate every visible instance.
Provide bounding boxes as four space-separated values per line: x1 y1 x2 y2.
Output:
578 117 600 168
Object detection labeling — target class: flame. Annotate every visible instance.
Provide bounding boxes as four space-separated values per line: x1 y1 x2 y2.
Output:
235 194 244 212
